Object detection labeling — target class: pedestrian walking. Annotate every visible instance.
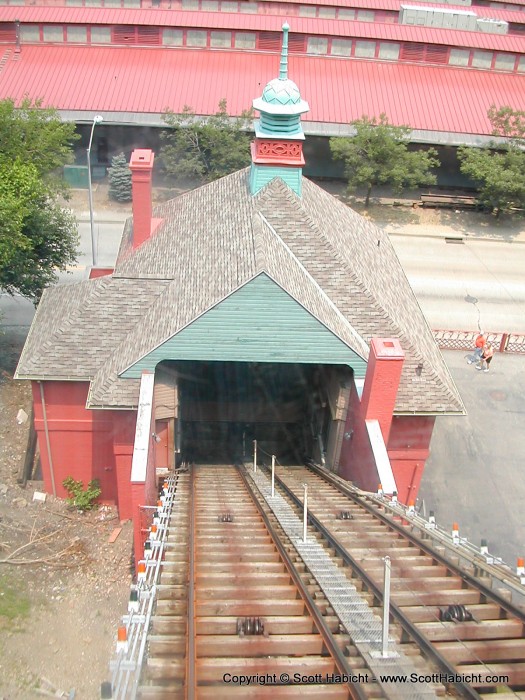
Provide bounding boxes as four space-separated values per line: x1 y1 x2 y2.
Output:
476 343 494 372
468 332 486 365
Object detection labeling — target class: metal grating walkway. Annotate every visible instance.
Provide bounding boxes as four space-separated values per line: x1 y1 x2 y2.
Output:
248 467 440 700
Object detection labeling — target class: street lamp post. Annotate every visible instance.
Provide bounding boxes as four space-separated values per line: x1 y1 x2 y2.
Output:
87 115 103 267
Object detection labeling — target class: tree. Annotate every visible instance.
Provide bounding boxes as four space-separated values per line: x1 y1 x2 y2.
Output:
0 97 78 193
108 153 132 202
458 106 525 216
0 161 78 300
0 98 79 301
488 105 525 141
160 99 253 182
330 114 439 207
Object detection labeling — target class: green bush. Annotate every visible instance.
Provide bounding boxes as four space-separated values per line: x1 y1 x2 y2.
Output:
62 476 101 511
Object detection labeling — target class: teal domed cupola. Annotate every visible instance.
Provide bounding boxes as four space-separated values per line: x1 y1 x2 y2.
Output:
250 23 310 196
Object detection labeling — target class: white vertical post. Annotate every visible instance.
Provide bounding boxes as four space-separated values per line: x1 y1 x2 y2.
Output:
253 439 257 473
303 483 308 543
87 115 103 267
382 556 391 657
271 454 275 497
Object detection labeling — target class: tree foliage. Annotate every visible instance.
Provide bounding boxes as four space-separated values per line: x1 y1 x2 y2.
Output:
0 97 78 192
0 98 79 301
108 153 132 202
458 106 525 216
330 114 439 207
160 99 253 182
488 104 525 141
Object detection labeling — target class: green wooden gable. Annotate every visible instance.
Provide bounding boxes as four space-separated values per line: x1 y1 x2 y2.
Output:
121 274 366 378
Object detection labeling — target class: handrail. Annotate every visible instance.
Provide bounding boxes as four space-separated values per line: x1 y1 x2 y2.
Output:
105 474 179 699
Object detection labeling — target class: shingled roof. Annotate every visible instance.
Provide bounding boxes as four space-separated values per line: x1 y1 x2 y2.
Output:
16 169 464 415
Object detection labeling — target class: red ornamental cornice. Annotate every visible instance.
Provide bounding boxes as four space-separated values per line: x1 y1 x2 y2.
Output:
251 138 305 166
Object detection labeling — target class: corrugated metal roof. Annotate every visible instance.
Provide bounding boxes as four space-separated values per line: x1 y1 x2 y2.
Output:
1 44 524 135
266 0 525 15
3 6 525 50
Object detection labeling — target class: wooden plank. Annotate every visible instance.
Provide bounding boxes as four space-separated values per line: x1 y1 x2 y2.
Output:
392 589 481 606
391 576 462 592
196 561 286 573
420 194 477 208
196 584 300 600
150 616 186 635
196 539 276 549
108 527 122 543
195 615 340 635
435 638 525 664
193 552 282 563
147 636 186 655
155 600 187 615
196 599 307 617
196 572 292 586
196 634 327 657
363 564 449 577
196 656 336 682
417 619 524 641
146 656 185 681
401 603 502 623
458 662 525 687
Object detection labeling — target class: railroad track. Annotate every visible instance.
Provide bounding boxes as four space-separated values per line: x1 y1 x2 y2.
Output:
263 462 525 699
138 465 390 699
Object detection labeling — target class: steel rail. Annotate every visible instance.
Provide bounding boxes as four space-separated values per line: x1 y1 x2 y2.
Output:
186 465 196 700
306 462 525 625
237 465 369 700
270 468 482 700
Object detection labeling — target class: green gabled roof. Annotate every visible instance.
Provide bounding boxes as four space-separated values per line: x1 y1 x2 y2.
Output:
121 273 366 377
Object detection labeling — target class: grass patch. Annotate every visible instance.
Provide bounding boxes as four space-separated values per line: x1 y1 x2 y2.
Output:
0 573 30 622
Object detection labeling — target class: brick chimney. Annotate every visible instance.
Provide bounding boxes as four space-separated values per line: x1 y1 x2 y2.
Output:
361 338 405 444
129 149 161 249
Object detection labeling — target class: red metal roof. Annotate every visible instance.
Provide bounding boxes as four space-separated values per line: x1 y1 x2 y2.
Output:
3 6 525 51
0 44 524 135
265 0 525 21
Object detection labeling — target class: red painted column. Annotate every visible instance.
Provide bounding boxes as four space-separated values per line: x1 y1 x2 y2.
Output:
361 338 405 444
129 149 154 249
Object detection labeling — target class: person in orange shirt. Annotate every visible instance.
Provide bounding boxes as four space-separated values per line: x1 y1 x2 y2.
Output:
468 332 486 365
477 343 494 372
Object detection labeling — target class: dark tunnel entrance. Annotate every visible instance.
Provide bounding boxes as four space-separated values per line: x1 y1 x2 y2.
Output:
157 360 353 468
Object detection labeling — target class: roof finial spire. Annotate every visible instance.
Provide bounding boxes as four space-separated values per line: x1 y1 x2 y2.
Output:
279 23 290 81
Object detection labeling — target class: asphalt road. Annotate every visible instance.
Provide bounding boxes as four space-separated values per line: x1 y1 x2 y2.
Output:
390 235 525 332
419 351 525 566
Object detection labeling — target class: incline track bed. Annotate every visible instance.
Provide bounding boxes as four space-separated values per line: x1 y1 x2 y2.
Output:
139 465 381 699
271 463 525 699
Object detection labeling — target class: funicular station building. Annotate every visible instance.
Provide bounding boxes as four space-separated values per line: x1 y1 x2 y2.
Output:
1 0 525 176
15 27 465 564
